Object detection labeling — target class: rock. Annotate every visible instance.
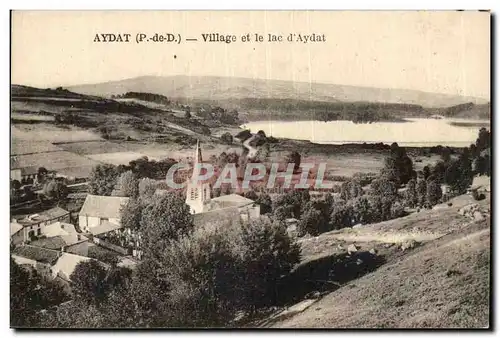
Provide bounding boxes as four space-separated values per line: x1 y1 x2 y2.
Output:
347 244 358 254
369 248 377 255
337 244 344 250
353 223 363 229
473 211 485 221
384 243 394 248
401 239 418 251
356 258 364 265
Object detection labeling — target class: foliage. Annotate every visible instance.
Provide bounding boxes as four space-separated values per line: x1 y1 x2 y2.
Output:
255 193 272 214
138 177 158 199
426 180 443 206
10 257 69 327
220 132 233 145
416 179 427 207
330 200 353 229
285 151 301 173
139 192 194 261
340 179 364 201
70 260 109 305
273 190 310 219
112 170 139 198
404 178 418 208
43 180 68 201
299 202 326 236
444 151 473 194
236 218 301 309
390 201 406 219
235 129 252 141
381 143 414 185
88 164 119 196
120 197 144 231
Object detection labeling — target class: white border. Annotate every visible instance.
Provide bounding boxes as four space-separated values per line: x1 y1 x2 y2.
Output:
2 1 497 337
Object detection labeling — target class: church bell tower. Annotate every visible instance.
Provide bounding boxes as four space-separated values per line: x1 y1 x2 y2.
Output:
185 140 211 214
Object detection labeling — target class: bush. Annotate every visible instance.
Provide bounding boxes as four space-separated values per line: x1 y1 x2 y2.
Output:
390 201 405 219
220 132 233 145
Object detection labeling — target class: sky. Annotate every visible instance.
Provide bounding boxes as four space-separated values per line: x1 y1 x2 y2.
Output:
11 11 490 99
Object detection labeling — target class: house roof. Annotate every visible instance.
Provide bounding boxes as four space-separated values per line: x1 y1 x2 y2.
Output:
17 207 69 227
51 253 92 282
79 195 129 219
31 237 67 250
12 245 60 265
30 234 88 250
41 222 77 237
10 222 23 236
89 221 122 236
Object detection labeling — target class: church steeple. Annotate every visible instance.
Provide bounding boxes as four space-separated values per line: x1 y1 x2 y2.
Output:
186 139 211 214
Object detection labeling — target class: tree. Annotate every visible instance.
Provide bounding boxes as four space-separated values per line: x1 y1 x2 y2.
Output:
381 143 414 185
70 260 108 304
255 193 272 214
11 179 21 190
370 177 397 201
184 110 191 119
220 132 233 145
390 201 405 219
299 202 325 236
330 200 353 229
352 196 373 224
431 161 446 184
426 180 442 206
138 177 157 199
89 164 119 196
255 143 271 162
10 257 69 328
43 180 68 201
140 193 194 261
113 171 139 198
237 218 301 309
416 179 427 207
423 165 431 181
475 127 491 152
340 179 363 201
404 178 418 208
37 167 48 182
445 152 473 194
285 151 301 173
119 197 143 231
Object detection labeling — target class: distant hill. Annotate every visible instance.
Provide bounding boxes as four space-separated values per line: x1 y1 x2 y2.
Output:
68 75 489 108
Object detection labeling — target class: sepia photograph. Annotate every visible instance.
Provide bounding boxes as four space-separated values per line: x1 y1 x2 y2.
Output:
9 10 491 329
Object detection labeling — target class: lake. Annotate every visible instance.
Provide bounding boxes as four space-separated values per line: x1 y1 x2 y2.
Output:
242 118 490 147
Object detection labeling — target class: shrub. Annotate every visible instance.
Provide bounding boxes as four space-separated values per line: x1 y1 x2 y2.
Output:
390 201 406 219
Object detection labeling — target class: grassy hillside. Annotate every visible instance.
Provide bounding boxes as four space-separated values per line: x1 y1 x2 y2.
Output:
68 75 489 108
263 192 491 328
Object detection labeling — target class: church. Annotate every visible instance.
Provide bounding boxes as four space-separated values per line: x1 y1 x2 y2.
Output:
185 141 261 226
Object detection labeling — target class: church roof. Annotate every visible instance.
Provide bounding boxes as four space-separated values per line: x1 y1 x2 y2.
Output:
211 193 255 207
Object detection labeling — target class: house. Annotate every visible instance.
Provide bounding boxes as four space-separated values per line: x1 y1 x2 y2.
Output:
30 233 89 256
10 221 24 246
12 207 70 243
10 165 38 182
78 195 129 233
11 245 60 277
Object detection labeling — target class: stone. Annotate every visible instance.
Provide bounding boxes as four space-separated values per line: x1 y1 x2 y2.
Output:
353 223 363 229
401 239 418 251
369 248 377 255
347 244 358 254
473 211 485 221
